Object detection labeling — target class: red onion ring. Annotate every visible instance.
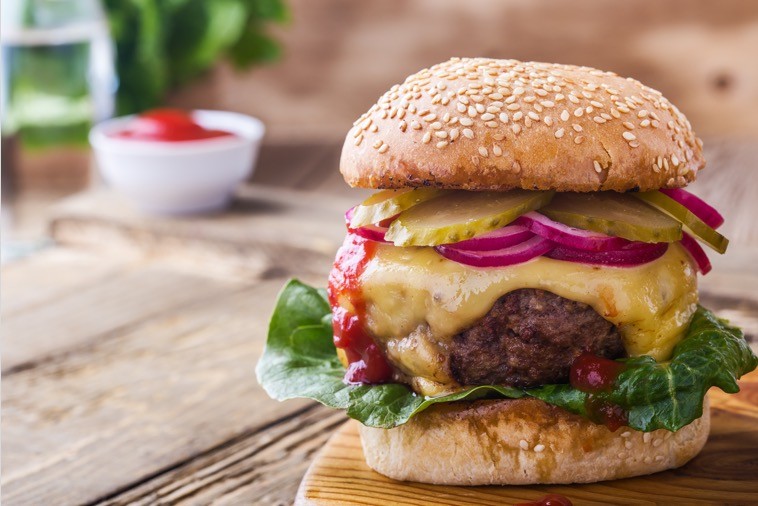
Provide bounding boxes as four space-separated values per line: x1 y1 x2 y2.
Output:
441 225 534 251
546 242 668 266
660 188 724 229
680 232 712 274
517 212 631 251
435 236 554 267
345 207 390 243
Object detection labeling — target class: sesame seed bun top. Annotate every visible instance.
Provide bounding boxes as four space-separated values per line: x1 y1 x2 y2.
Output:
340 57 705 192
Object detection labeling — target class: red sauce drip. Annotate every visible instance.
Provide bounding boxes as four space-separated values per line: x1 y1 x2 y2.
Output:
570 352 629 431
516 494 574 506
570 352 625 393
585 396 629 432
327 234 392 384
111 109 235 142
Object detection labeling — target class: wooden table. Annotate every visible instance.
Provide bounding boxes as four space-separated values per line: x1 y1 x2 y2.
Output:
3 140 758 505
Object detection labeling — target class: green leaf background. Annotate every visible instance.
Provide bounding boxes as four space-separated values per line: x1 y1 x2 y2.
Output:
103 0 288 114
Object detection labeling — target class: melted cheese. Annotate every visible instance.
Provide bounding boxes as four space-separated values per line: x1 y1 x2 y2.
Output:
358 244 698 395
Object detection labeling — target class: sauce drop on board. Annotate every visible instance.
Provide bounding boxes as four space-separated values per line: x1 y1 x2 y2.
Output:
328 234 392 384
111 108 235 142
516 494 574 506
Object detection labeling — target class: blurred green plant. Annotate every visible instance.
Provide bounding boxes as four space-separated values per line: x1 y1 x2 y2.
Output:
104 0 288 114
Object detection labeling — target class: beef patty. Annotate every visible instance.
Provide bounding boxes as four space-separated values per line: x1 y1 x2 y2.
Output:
448 289 625 388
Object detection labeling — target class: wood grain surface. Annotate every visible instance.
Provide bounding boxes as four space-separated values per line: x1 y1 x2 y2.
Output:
296 372 758 506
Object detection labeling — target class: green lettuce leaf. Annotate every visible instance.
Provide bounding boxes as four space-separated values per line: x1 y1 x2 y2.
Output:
256 280 757 431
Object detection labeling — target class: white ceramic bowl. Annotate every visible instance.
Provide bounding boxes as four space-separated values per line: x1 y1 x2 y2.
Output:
90 110 265 215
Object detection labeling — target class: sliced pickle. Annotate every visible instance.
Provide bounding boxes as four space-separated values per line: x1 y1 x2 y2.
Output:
540 192 682 243
634 191 729 253
385 190 554 247
350 188 445 228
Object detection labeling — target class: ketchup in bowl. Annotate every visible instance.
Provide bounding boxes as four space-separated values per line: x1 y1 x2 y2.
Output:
111 108 236 142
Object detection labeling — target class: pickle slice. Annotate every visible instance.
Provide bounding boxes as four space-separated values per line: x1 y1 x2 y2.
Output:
634 191 729 253
540 192 682 243
350 188 444 228
385 190 554 247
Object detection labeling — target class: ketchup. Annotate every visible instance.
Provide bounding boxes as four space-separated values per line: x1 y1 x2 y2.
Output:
111 109 235 142
570 352 626 393
570 352 629 431
327 234 392 384
516 494 573 506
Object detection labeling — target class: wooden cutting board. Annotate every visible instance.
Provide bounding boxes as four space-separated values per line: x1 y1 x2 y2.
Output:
295 371 758 506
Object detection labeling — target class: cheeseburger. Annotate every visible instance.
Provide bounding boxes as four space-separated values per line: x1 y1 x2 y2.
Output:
258 58 757 485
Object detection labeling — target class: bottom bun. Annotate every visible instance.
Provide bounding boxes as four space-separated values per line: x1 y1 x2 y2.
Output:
359 396 710 485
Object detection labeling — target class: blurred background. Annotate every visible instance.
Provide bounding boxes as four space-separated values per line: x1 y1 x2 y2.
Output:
3 0 757 260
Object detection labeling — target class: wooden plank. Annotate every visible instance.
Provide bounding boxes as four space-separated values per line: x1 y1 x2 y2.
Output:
1 247 125 316
49 185 358 280
2 260 237 373
295 374 758 506
97 405 346 506
1 278 315 506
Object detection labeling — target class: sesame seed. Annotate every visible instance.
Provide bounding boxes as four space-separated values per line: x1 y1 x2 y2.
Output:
621 430 632 439
411 121 422 130
591 100 604 108
593 116 606 124
544 116 553 126
459 117 473 126
586 106 594 114
436 140 448 149
478 146 489 157
511 124 522 135
475 103 486 113
534 444 546 452
622 131 636 141
528 111 540 121
486 106 501 114
555 128 565 138
629 140 640 148
655 455 664 462
456 102 467 113
513 87 525 95
560 110 570 121
513 111 524 121
541 100 555 108
623 122 635 130
574 108 584 117
519 439 529 450
644 457 652 464
481 113 495 121
652 438 663 447
671 154 680 166
625 441 633 449
431 121 442 130
574 135 585 144
399 120 407 132
493 145 503 156
378 144 389 153
354 134 363 146
568 94 580 103
610 108 621 118
458 95 470 105
640 119 651 127
463 128 474 139
499 113 509 123
373 140 382 149
435 131 448 138
468 106 477 117
485 121 498 128
423 114 437 122
422 132 431 143
572 124 583 132
638 109 649 118
593 160 602 173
